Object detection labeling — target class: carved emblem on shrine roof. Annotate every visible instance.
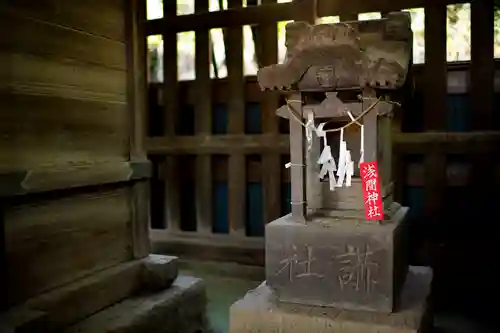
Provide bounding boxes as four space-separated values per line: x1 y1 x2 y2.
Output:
257 12 412 92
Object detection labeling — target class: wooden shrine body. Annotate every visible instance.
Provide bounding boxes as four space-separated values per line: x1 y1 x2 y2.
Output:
258 12 413 313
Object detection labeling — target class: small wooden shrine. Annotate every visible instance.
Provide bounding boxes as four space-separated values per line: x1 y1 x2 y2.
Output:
230 12 434 333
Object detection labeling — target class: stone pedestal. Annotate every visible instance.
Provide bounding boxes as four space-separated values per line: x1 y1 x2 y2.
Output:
230 266 433 333
266 206 408 313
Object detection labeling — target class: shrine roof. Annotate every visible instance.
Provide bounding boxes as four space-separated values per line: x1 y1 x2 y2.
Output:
257 12 412 92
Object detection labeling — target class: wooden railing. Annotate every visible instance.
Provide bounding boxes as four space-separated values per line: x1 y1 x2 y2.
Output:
142 0 499 271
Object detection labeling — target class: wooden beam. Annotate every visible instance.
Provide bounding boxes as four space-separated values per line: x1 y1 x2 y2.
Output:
393 132 500 153
147 132 500 156
150 62 500 107
150 230 265 266
146 134 289 155
145 0 467 34
406 163 500 187
145 1 296 34
194 0 212 235
317 0 468 18
0 161 152 197
227 0 246 236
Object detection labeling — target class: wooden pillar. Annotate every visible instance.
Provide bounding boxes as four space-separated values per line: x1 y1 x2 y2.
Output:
470 0 494 131
362 88 378 163
227 0 246 235
423 4 447 222
126 0 150 258
305 110 323 212
470 0 495 211
288 93 306 220
340 13 358 22
163 0 180 231
194 0 213 234
260 0 281 224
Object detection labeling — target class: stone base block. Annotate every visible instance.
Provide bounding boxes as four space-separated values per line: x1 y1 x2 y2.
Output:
142 254 179 291
64 275 207 333
230 266 433 333
266 206 408 312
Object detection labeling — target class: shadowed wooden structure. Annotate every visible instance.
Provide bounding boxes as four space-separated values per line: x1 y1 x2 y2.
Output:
147 0 498 320
0 0 206 332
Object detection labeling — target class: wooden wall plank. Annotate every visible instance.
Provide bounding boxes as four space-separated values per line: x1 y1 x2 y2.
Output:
0 92 128 169
162 1 180 231
423 4 447 222
2 53 127 102
4 0 125 41
227 0 246 235
4 188 133 305
260 0 281 224
195 0 213 234
0 11 125 70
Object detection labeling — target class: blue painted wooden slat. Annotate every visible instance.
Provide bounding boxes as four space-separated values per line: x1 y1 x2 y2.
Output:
246 183 264 237
180 181 197 231
245 102 262 134
447 94 470 132
212 104 228 134
403 186 424 222
212 182 229 234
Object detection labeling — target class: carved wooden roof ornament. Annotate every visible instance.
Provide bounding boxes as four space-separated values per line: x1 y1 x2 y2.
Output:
257 12 412 223
258 12 412 92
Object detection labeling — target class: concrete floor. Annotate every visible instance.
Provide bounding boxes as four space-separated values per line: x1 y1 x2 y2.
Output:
180 260 495 333
180 260 262 333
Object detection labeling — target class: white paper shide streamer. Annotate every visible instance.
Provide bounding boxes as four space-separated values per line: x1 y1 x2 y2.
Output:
316 121 337 190
284 109 366 192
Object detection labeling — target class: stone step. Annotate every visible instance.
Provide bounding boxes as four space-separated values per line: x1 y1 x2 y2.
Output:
64 275 207 333
0 255 179 332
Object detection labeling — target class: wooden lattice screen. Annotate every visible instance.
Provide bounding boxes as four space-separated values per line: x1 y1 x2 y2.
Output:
142 1 499 310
